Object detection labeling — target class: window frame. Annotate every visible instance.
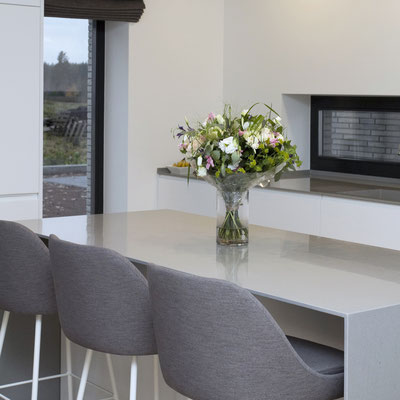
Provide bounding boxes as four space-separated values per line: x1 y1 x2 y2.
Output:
89 20 105 214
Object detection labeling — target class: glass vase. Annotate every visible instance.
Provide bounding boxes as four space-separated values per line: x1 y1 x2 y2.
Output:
216 190 249 246
202 162 285 246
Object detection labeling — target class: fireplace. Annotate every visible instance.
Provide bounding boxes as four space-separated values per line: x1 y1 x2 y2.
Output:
311 96 400 179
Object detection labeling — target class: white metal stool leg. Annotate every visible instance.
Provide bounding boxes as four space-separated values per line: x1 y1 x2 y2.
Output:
0 313 67 398
0 311 10 358
76 349 93 400
31 315 42 400
105 354 119 400
65 338 73 400
129 356 138 400
153 355 159 400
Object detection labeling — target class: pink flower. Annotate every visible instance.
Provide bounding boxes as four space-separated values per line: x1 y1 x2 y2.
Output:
206 155 214 170
207 112 216 122
238 130 245 136
178 142 188 150
269 138 279 148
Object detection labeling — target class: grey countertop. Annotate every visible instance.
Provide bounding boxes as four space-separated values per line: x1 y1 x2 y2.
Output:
157 167 400 206
19 210 400 316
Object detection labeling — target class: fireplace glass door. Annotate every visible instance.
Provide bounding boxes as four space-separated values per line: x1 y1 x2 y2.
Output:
311 96 400 178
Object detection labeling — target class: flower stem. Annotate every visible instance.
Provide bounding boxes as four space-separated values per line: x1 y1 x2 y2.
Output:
218 210 248 245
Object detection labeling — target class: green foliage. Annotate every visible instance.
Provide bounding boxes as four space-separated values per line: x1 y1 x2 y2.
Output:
43 132 87 166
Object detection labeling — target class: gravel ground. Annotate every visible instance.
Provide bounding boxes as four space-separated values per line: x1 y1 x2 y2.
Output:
43 174 87 218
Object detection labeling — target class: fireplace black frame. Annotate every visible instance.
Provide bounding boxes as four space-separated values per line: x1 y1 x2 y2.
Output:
311 96 400 179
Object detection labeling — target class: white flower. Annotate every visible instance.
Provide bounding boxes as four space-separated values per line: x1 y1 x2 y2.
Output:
241 109 249 117
246 135 260 151
243 122 250 130
197 167 207 177
273 116 282 126
260 127 271 142
216 114 225 125
218 137 238 154
197 156 203 166
243 130 252 140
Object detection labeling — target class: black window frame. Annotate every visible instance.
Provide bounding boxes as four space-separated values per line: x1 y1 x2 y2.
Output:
311 96 400 179
89 20 105 214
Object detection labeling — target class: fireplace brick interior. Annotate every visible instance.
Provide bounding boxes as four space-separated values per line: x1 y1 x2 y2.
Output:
321 110 400 163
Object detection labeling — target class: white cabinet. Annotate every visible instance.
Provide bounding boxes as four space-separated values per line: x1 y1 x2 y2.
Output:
0 195 38 220
320 195 400 251
250 188 321 236
156 175 321 234
157 175 216 217
157 175 400 251
0 4 41 196
157 175 321 235
0 3 42 218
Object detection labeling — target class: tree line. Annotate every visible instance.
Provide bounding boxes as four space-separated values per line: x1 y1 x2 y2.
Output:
44 51 88 103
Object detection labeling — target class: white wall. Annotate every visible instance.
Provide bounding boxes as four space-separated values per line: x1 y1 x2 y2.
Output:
223 0 400 170
104 0 224 212
0 0 43 220
106 0 400 213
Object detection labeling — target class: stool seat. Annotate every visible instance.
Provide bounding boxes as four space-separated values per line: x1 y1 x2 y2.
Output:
0 221 58 400
148 264 344 400
49 235 158 400
0 221 56 315
287 336 344 375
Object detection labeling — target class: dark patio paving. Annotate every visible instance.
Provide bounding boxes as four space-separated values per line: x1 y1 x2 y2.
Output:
43 174 87 218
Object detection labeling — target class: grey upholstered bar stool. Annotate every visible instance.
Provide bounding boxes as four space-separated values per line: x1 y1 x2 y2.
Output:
0 221 58 400
49 235 157 400
148 265 344 400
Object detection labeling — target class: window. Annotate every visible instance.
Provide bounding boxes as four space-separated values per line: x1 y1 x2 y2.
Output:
43 18 104 217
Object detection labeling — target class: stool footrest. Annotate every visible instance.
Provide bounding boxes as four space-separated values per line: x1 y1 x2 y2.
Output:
0 372 69 390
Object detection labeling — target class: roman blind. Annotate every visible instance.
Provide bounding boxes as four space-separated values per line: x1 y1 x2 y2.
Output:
45 0 145 22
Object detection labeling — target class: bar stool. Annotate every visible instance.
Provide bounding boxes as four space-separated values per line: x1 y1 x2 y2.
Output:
49 235 157 400
148 265 345 400
0 221 59 400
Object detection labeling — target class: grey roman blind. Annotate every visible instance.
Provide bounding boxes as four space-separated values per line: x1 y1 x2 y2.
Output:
45 0 145 22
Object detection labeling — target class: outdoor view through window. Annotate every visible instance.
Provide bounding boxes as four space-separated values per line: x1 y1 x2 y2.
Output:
43 18 91 217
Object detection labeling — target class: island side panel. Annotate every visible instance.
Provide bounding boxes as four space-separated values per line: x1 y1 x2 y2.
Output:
345 305 400 400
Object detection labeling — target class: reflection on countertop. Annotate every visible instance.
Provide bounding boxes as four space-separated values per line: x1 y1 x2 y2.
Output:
157 167 400 206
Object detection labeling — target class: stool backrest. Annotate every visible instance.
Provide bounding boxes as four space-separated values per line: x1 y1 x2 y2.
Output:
0 221 56 315
49 235 156 356
148 264 342 400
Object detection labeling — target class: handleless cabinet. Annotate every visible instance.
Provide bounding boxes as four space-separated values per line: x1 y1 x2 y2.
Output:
0 2 42 218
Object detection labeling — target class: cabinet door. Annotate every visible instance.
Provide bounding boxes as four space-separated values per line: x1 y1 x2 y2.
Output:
0 4 41 196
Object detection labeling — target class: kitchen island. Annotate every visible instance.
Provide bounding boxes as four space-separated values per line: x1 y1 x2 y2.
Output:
18 210 400 400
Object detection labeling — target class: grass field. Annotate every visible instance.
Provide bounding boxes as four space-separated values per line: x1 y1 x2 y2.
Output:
43 100 87 166
43 132 87 166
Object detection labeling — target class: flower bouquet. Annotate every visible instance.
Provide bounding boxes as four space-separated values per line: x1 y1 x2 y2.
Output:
174 103 301 246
